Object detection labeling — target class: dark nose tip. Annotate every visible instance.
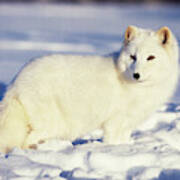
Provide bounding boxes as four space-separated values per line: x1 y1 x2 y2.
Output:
133 73 140 80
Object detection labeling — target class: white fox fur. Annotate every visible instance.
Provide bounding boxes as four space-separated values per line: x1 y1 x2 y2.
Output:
0 26 179 153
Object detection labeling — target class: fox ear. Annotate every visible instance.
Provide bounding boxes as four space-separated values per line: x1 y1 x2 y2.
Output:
157 27 172 45
124 26 137 43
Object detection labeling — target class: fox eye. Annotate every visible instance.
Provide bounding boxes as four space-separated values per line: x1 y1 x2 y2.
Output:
147 55 155 61
130 55 137 61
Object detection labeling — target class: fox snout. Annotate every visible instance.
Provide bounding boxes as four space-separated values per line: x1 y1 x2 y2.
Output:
133 73 140 80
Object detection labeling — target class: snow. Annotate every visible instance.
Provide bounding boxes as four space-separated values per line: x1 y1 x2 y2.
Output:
0 3 180 180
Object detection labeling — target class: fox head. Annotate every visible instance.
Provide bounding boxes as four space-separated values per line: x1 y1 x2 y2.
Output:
118 26 179 85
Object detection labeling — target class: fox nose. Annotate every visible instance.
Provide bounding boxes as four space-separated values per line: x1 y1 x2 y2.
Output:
133 73 140 80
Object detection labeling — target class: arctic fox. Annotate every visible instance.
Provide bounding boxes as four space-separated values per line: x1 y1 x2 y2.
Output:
0 26 179 153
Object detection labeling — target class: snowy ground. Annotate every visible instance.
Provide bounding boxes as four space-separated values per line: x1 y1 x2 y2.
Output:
0 3 180 180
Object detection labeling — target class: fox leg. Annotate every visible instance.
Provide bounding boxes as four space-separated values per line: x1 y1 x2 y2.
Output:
23 129 49 149
0 96 28 153
103 114 133 145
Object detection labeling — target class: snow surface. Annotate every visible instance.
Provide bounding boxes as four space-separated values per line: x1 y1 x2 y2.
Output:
0 3 180 180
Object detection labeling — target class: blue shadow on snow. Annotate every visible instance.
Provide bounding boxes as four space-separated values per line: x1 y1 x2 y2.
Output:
0 82 6 101
154 169 180 180
60 170 98 180
72 138 102 146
